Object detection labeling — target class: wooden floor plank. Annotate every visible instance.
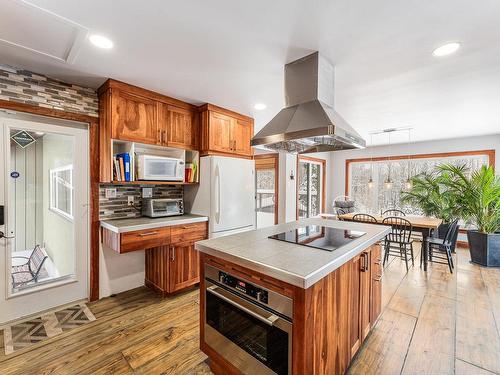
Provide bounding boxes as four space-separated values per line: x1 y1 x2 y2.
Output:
347 308 417 375
455 359 496 375
401 294 456 375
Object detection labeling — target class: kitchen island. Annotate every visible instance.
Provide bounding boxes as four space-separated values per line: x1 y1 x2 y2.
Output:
195 218 390 375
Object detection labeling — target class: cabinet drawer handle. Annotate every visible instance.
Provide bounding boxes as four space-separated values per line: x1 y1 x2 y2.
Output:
139 231 159 237
162 130 167 144
374 275 382 282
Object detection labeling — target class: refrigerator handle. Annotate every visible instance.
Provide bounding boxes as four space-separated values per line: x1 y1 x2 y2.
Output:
215 163 221 224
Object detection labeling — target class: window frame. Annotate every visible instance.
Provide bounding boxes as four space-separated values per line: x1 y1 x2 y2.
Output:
49 164 74 221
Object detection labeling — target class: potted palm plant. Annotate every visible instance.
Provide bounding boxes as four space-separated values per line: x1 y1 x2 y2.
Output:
400 170 460 242
439 164 500 267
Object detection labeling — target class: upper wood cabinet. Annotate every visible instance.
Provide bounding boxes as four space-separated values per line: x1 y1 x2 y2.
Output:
233 118 253 155
159 104 198 150
98 79 199 181
110 90 158 144
199 104 254 158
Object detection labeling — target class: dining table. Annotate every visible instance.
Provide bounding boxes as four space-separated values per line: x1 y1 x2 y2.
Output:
330 212 442 271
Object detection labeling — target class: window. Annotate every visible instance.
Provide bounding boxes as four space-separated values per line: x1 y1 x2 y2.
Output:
346 151 493 215
50 165 73 220
297 157 325 219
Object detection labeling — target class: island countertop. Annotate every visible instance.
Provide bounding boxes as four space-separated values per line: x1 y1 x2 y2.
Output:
195 218 390 289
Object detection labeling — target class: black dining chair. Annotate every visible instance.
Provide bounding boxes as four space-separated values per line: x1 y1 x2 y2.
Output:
352 213 378 224
382 217 415 271
382 209 406 217
423 219 459 273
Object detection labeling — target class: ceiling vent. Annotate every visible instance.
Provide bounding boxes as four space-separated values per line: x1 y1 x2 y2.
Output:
0 0 88 64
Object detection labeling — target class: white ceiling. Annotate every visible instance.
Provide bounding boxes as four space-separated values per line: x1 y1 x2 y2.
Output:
1 0 499 145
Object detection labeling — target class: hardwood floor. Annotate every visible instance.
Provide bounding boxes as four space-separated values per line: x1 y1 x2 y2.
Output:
348 247 500 375
0 247 499 374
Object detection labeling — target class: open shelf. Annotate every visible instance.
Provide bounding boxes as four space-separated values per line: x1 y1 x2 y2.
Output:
110 180 198 186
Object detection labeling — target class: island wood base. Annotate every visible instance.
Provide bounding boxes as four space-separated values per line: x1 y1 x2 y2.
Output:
199 244 382 375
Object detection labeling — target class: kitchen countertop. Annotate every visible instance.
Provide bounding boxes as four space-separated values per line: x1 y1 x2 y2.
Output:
195 218 390 289
100 214 208 233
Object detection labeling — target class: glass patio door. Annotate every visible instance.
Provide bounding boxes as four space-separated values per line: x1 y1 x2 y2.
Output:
255 155 278 228
298 157 324 219
0 113 89 324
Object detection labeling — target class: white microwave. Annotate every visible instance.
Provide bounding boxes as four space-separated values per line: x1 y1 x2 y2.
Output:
137 155 185 181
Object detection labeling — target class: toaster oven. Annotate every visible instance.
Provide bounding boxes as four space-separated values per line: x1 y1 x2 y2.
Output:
142 198 184 218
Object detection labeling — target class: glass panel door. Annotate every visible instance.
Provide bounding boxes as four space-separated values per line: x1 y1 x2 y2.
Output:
255 156 278 228
298 158 324 219
8 129 76 293
0 114 88 324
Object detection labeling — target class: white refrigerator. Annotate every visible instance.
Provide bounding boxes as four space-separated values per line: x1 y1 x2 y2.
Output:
185 156 256 238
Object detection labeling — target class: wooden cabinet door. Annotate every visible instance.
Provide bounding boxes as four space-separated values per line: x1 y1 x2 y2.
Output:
370 245 383 324
360 251 372 341
349 253 362 358
208 112 233 153
111 90 158 144
349 250 372 358
168 244 200 293
166 105 198 150
231 119 252 156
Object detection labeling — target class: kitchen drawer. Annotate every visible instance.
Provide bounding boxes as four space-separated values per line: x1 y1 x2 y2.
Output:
170 222 208 245
120 227 171 253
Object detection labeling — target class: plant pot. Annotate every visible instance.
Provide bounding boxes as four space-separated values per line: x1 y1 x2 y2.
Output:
467 230 500 267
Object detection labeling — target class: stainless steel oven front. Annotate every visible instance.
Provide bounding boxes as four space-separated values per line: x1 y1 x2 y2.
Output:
204 264 293 375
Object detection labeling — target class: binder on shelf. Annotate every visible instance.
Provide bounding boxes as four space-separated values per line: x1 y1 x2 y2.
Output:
117 153 131 181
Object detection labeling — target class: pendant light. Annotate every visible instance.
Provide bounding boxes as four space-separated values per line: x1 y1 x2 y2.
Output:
384 131 393 189
367 133 374 188
404 128 413 189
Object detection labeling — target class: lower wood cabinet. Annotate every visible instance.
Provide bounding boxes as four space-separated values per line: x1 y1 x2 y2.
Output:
145 243 201 295
370 245 383 324
349 245 382 359
168 244 200 293
101 221 208 295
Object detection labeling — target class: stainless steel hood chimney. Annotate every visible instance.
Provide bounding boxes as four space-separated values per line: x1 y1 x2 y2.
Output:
251 52 366 153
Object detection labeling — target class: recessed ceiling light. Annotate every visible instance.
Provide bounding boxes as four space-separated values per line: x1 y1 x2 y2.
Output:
89 34 113 49
432 42 460 57
254 103 267 110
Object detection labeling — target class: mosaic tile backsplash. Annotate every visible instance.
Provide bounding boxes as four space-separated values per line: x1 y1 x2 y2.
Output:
0 65 98 117
99 184 183 220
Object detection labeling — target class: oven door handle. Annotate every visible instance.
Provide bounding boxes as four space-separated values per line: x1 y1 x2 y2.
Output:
207 285 279 327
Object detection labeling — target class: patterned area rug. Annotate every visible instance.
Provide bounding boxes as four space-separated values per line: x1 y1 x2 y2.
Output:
3 303 95 355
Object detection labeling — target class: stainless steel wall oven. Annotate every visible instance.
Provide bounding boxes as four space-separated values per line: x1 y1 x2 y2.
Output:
204 264 293 375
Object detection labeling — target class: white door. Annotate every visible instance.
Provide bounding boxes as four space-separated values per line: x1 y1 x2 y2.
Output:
0 114 89 324
211 156 255 234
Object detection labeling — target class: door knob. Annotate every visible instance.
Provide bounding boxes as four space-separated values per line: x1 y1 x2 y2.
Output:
0 231 15 239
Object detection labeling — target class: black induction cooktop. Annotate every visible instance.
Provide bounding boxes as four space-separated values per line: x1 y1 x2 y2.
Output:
269 225 366 252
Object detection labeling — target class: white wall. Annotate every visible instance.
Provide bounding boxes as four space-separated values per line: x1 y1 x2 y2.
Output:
328 134 500 212
99 243 145 298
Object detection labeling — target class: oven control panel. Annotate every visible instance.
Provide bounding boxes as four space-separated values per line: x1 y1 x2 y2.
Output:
218 271 269 304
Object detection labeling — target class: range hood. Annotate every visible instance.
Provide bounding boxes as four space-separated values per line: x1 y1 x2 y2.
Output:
251 52 366 153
